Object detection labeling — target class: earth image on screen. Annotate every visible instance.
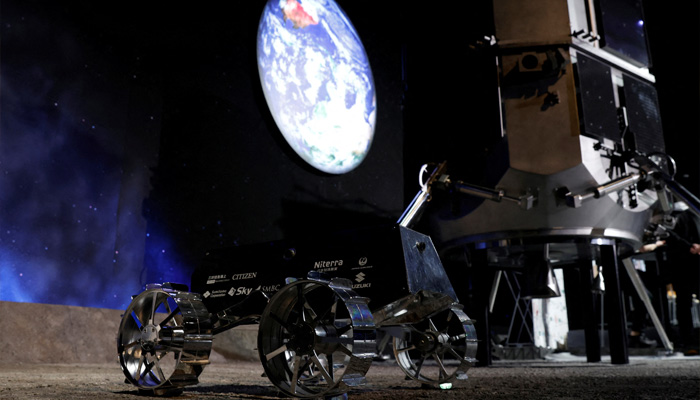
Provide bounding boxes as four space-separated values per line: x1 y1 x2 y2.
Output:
257 0 376 174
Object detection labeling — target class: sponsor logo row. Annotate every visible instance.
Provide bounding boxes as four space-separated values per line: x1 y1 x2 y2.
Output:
205 258 374 285
202 260 374 296
206 272 258 285
203 284 283 298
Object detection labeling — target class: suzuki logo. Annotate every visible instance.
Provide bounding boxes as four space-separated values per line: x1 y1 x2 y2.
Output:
355 272 366 283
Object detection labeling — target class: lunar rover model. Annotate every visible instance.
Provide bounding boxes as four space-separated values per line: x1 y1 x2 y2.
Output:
116 167 478 398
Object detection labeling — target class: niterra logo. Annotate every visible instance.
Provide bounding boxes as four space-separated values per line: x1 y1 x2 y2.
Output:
314 260 343 269
355 272 366 283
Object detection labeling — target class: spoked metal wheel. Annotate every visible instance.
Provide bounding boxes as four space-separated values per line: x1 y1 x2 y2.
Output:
117 286 213 395
393 306 477 386
258 278 376 398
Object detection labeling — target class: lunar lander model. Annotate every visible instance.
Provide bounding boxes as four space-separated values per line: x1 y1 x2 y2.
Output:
114 0 699 395
409 0 700 365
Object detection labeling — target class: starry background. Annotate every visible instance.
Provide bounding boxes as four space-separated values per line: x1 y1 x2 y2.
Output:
0 1 696 310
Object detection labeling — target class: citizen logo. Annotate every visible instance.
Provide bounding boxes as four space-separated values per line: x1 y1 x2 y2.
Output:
231 272 257 280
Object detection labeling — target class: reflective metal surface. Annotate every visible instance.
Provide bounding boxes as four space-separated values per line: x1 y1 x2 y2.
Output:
393 306 477 385
121 222 477 398
257 278 376 398
424 159 654 254
117 286 213 395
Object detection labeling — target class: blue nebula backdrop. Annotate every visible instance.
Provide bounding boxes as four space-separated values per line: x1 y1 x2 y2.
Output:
0 1 695 310
0 1 410 310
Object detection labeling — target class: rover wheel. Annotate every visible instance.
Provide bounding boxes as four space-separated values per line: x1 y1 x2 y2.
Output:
258 278 375 398
393 306 477 385
117 286 213 394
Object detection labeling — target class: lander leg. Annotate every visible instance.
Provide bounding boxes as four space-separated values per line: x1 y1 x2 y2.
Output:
599 243 628 364
621 258 674 353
